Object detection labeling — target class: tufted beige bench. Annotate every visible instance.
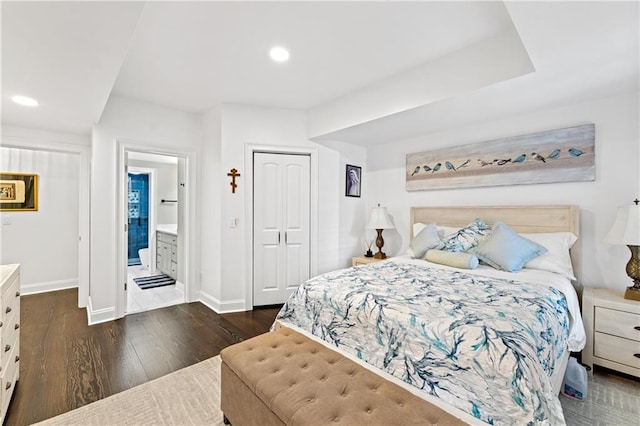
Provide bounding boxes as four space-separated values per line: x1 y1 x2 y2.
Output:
220 326 467 425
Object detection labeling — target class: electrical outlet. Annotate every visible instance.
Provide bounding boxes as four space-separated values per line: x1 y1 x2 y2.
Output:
2 215 11 225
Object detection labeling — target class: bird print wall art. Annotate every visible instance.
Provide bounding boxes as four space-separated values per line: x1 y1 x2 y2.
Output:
406 123 595 190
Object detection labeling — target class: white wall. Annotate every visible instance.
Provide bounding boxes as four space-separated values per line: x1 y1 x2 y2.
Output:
89 95 201 323
0 145 80 294
321 140 368 267
366 92 640 291
199 104 346 312
200 108 223 305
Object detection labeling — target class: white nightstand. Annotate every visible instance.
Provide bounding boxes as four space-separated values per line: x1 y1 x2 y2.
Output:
352 256 386 267
582 287 640 378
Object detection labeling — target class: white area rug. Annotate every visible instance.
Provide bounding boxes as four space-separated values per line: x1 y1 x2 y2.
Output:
36 357 225 426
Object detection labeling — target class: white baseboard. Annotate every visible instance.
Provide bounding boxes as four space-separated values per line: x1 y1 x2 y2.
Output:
198 291 247 314
87 296 116 325
21 278 78 296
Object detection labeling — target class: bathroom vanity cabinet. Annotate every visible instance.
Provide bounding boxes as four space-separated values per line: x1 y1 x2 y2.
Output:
156 230 178 280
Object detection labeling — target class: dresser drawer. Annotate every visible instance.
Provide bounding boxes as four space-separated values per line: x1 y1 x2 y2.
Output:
594 332 640 369
0 280 20 328
595 307 640 342
0 340 19 417
0 314 19 375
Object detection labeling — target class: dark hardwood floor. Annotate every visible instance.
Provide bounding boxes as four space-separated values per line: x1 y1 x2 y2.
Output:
5 289 281 426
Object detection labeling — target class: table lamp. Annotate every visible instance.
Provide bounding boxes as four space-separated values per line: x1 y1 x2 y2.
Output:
367 204 395 259
604 199 640 301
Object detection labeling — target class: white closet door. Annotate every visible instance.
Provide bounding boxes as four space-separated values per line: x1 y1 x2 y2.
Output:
253 153 310 306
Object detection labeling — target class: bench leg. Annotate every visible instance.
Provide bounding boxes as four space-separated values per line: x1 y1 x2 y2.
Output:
223 414 231 425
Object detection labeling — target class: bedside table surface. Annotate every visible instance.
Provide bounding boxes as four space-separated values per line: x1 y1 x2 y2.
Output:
585 288 640 313
352 256 387 266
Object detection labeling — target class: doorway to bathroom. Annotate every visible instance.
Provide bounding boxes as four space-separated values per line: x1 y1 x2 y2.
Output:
125 152 185 314
127 170 151 267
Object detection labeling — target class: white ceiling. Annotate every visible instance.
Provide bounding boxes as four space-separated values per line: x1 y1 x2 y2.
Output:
1 1 145 135
112 1 512 111
1 1 638 145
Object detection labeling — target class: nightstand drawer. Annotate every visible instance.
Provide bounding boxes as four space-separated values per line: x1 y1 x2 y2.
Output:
595 307 640 342
594 332 640 369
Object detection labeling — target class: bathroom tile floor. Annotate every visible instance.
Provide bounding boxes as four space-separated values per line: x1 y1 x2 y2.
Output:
127 265 184 314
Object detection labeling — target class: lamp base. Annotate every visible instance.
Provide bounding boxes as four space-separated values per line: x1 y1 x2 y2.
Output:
373 228 387 259
624 285 640 301
623 245 640 301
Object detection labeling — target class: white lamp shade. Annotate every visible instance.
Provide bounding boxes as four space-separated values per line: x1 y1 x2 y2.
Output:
367 206 395 230
604 205 640 245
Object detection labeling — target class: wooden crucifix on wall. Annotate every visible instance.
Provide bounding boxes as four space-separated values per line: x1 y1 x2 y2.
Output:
227 168 240 193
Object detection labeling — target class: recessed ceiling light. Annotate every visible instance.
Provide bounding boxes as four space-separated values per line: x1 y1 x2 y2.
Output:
11 95 39 107
269 46 290 63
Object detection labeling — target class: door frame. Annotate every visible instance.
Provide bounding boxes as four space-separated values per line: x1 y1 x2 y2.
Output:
244 144 318 309
1 134 90 308
116 139 198 319
127 166 157 274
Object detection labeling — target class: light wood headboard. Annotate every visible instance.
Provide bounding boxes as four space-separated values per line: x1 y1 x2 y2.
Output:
410 205 580 283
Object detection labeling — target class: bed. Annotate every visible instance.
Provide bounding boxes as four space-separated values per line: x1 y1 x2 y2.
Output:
274 205 586 425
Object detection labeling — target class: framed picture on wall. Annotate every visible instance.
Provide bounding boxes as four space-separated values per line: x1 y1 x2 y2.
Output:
345 164 361 198
0 172 38 211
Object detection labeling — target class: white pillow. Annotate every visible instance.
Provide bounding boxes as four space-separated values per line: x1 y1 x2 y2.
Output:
521 232 578 280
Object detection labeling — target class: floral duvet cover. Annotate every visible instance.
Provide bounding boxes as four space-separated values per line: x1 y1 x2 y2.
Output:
275 260 571 425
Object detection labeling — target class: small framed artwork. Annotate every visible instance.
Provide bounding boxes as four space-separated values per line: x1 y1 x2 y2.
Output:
345 164 361 197
0 172 38 211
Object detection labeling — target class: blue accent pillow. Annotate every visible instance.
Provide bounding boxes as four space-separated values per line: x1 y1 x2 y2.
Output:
441 218 491 253
409 223 442 259
471 222 548 272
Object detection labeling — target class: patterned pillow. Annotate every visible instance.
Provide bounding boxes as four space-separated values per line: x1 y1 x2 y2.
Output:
441 218 491 253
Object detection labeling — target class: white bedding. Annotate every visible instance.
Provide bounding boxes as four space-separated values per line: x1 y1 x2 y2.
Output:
394 255 586 352
275 256 586 424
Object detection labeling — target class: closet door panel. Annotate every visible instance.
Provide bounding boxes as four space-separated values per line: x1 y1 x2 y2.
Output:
283 156 310 291
253 152 310 306
253 154 283 305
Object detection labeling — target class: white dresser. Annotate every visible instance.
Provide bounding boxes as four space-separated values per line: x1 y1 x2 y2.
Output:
582 287 640 378
0 264 20 423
